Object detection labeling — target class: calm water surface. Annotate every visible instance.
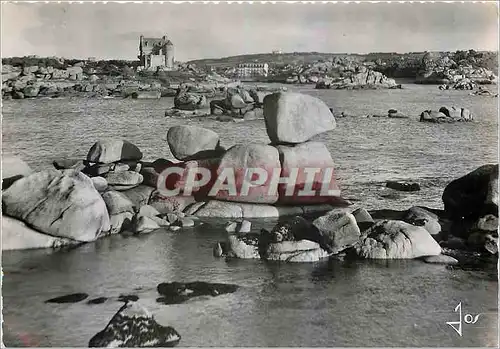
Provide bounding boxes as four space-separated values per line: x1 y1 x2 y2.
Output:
1 83 498 346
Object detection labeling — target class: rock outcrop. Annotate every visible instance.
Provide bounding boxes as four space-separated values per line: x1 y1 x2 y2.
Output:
2 169 110 242
355 220 442 259
89 302 181 347
416 51 498 85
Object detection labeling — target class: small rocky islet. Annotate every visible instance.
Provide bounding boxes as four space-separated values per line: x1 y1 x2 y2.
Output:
3 87 498 346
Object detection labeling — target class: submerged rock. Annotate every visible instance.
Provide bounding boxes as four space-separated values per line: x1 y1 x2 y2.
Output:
87 297 108 305
386 181 420 192
156 281 239 304
88 301 181 347
46 293 88 304
422 254 459 265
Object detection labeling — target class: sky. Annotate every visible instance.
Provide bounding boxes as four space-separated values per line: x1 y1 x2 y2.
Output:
1 2 498 61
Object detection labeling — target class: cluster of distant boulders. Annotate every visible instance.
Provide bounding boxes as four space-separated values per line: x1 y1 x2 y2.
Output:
165 84 286 121
1 63 182 99
270 57 400 89
416 51 498 85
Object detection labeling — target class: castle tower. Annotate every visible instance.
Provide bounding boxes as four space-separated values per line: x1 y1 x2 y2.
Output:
165 40 174 70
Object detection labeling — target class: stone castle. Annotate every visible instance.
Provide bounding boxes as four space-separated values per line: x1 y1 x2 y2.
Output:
138 35 175 71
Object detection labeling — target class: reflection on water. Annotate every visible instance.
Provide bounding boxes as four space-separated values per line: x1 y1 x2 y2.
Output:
1 84 498 346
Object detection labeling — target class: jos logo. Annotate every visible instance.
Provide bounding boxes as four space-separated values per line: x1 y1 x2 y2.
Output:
446 302 481 337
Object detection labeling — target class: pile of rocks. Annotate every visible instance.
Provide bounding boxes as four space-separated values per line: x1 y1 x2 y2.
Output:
214 163 498 263
315 66 400 90
2 91 348 250
420 105 473 123
1 140 200 251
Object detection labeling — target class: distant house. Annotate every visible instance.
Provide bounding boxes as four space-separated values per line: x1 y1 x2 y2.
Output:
236 63 269 78
138 35 175 71
272 50 283 55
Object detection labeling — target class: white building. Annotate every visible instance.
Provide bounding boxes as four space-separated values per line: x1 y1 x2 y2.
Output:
236 63 269 78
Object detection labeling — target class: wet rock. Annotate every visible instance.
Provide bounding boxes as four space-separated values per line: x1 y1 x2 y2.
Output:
88 301 181 347
2 169 110 242
167 126 221 161
52 158 85 170
117 294 139 302
46 293 88 304
87 140 143 164
356 220 442 259
133 215 160 234
422 254 459 265
174 91 207 110
87 297 108 305
156 281 239 304
439 237 467 250
263 92 336 144
386 181 420 192
467 232 498 255
312 211 361 253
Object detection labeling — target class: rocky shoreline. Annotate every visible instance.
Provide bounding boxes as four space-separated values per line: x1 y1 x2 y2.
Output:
3 50 497 100
2 89 498 347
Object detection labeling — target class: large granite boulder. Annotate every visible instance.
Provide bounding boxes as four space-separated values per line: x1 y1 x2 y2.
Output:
442 164 498 221
355 220 442 259
2 155 33 189
312 211 361 253
89 302 181 347
87 140 143 164
275 141 341 204
212 144 280 204
2 169 110 242
167 126 221 161
263 92 336 144
2 215 76 250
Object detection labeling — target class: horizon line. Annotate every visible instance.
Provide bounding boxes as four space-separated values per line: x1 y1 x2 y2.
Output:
2 48 498 63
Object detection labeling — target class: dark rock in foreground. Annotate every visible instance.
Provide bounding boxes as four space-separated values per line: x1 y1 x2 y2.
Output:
87 297 108 305
89 301 181 347
45 293 88 304
117 294 139 303
156 281 239 304
386 181 421 192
